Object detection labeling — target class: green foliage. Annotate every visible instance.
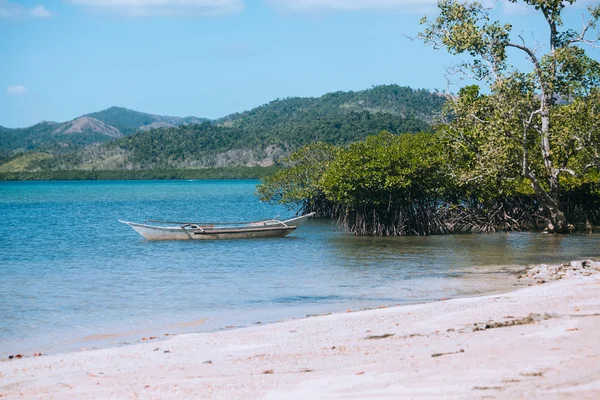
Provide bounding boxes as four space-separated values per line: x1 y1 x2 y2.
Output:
256 142 340 215
440 83 537 199
419 0 600 231
258 2 600 235
321 132 449 206
419 0 512 81
0 152 53 173
551 89 600 193
258 131 461 235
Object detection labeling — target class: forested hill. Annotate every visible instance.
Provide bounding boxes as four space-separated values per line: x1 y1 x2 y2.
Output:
84 107 207 135
217 86 445 129
0 85 448 173
0 108 207 156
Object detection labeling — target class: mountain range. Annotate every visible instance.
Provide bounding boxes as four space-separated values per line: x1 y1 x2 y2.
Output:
0 85 448 175
0 107 207 158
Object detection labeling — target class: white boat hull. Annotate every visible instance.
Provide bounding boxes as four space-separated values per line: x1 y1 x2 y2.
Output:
120 221 297 240
119 213 314 241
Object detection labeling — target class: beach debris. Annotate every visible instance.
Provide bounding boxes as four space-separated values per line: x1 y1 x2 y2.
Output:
365 333 395 340
331 346 336 349
432 349 465 358
473 386 503 391
356 371 365 375
262 369 274 374
306 312 332 317
301 368 313 373
153 348 160 351
253 321 263 325
164 350 170 353
249 354 267 360
203 360 212 364
566 328 579 331
471 313 554 332
521 371 544 377
144 385 150 389
523 260 600 282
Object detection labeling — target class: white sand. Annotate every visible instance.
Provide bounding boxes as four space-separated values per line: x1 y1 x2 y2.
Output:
2 261 600 399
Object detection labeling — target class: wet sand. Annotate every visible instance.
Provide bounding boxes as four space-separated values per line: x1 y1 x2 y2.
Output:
1 261 599 399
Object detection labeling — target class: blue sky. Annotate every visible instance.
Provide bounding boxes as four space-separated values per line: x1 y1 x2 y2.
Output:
1 0 599 128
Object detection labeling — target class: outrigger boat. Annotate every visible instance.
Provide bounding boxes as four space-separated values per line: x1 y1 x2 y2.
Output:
119 213 315 240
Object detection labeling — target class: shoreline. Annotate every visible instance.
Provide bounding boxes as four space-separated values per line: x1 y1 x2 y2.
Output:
2 268 527 358
0 167 279 181
2 260 600 399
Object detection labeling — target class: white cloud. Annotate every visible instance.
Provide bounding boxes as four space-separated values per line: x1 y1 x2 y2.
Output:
267 0 439 15
0 1 52 19
7 85 28 96
0 0 18 18
70 0 244 17
30 5 52 18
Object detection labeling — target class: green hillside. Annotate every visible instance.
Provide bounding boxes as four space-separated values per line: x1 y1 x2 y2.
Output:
85 106 207 135
0 108 207 155
0 152 53 173
1 85 448 175
218 86 445 128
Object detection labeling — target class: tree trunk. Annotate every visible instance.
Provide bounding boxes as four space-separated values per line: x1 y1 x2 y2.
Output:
526 166 568 233
540 14 567 233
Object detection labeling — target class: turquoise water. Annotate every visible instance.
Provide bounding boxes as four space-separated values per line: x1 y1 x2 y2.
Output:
2 180 600 355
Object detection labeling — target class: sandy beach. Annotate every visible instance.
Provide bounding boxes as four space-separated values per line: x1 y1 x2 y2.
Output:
2 261 600 399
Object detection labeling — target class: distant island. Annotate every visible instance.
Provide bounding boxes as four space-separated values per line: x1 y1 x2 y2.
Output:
0 85 447 180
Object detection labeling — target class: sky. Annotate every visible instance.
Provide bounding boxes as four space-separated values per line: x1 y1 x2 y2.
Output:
1 0 599 128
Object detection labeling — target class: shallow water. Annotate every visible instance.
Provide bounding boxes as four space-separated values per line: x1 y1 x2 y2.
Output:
1 180 600 354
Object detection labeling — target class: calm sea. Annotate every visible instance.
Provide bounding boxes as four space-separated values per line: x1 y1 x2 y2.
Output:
2 180 600 355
